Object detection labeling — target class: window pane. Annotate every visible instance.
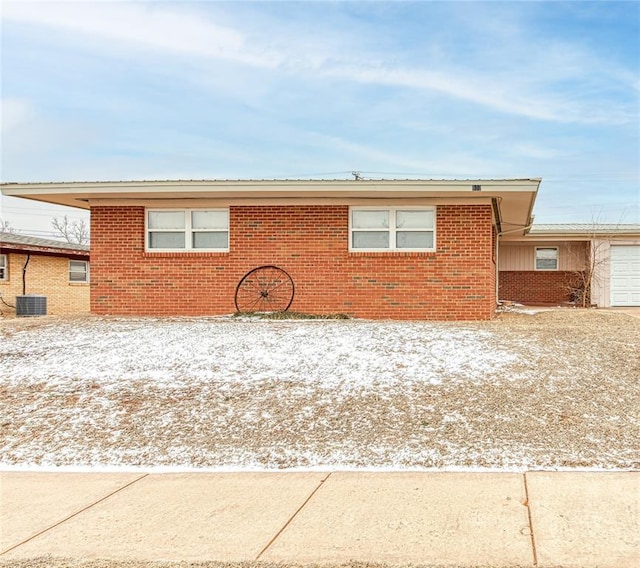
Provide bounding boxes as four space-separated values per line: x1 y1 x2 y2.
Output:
536 258 558 270
352 210 389 229
193 232 229 249
192 210 228 230
148 211 185 230
396 209 433 229
536 248 557 259
149 232 185 249
69 261 87 282
352 231 390 249
536 248 557 269
397 231 433 249
69 261 86 272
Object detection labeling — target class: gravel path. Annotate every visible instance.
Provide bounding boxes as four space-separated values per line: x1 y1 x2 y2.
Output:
1 309 638 471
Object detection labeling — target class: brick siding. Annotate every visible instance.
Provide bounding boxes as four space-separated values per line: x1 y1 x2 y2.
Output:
90 204 496 320
0 253 89 315
499 270 583 305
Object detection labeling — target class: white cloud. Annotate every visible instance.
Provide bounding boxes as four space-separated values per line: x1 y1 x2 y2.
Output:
3 1 635 125
2 1 280 68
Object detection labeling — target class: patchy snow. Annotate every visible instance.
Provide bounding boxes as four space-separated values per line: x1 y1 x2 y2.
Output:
496 301 543 315
2 318 519 389
1 312 639 471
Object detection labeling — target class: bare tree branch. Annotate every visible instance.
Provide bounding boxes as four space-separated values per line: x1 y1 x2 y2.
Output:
565 216 624 308
0 219 18 234
51 215 90 245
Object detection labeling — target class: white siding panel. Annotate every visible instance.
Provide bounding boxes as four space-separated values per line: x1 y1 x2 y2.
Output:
499 245 533 271
499 242 587 271
591 239 610 308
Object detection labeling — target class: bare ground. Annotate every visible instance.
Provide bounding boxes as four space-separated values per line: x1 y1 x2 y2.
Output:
1 309 639 470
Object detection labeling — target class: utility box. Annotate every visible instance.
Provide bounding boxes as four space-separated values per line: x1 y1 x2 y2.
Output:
16 295 47 317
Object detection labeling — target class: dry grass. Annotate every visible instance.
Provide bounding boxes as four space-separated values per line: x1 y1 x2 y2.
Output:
1 309 639 470
0 558 527 568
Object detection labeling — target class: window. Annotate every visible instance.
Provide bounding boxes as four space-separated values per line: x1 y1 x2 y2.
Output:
69 260 89 282
146 209 229 251
350 207 435 251
0 254 7 281
535 247 558 270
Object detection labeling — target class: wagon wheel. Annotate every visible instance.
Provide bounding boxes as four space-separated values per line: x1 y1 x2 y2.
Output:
234 265 295 313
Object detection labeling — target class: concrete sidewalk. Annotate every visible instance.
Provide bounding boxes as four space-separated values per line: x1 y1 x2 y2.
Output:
1 471 638 567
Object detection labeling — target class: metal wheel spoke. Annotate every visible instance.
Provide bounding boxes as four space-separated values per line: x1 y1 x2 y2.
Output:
234 265 295 313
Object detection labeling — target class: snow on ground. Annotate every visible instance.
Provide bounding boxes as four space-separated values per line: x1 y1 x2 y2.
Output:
1 311 639 471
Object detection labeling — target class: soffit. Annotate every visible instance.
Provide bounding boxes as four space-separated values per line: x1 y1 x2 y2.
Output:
1 179 540 232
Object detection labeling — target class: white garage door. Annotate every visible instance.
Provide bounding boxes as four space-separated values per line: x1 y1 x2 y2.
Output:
610 245 640 306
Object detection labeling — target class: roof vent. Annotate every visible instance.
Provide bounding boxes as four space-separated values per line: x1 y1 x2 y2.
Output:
472 184 482 191
16 295 47 317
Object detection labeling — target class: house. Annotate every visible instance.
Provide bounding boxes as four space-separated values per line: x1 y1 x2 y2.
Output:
1 179 543 320
499 224 640 307
1 179 637 319
0 232 90 316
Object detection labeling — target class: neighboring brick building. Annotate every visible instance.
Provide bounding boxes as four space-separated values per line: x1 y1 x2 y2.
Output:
1 179 542 320
0 232 90 316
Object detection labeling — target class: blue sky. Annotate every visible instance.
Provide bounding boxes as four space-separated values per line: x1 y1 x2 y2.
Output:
1 0 638 236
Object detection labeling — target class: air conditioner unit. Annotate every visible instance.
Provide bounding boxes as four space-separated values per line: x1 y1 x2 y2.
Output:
16 295 47 317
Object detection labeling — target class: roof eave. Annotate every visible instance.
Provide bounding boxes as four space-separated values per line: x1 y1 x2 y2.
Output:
1 179 540 230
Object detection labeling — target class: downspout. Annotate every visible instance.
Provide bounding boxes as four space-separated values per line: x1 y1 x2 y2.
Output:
492 198 502 305
495 234 500 304
22 253 30 295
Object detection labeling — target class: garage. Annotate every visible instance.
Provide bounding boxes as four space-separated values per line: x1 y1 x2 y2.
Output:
610 245 640 306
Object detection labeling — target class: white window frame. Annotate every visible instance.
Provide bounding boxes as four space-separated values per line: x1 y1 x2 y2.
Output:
69 260 89 283
535 247 559 271
145 209 230 252
0 254 7 281
349 206 436 252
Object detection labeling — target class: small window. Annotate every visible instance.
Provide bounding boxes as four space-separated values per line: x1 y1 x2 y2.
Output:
535 247 558 270
0 254 7 281
146 209 229 251
350 207 435 251
69 260 89 282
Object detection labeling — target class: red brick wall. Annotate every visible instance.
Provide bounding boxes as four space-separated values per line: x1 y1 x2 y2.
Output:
90 204 496 320
499 271 582 305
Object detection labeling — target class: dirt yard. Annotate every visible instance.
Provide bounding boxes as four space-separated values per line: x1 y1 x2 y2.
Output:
1 309 638 471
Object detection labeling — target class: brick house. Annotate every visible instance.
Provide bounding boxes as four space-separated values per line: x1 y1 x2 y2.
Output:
3 179 637 318
0 179 541 320
0 232 90 315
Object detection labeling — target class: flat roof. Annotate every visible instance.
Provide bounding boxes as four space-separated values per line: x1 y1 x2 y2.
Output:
1 178 542 235
529 223 640 236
